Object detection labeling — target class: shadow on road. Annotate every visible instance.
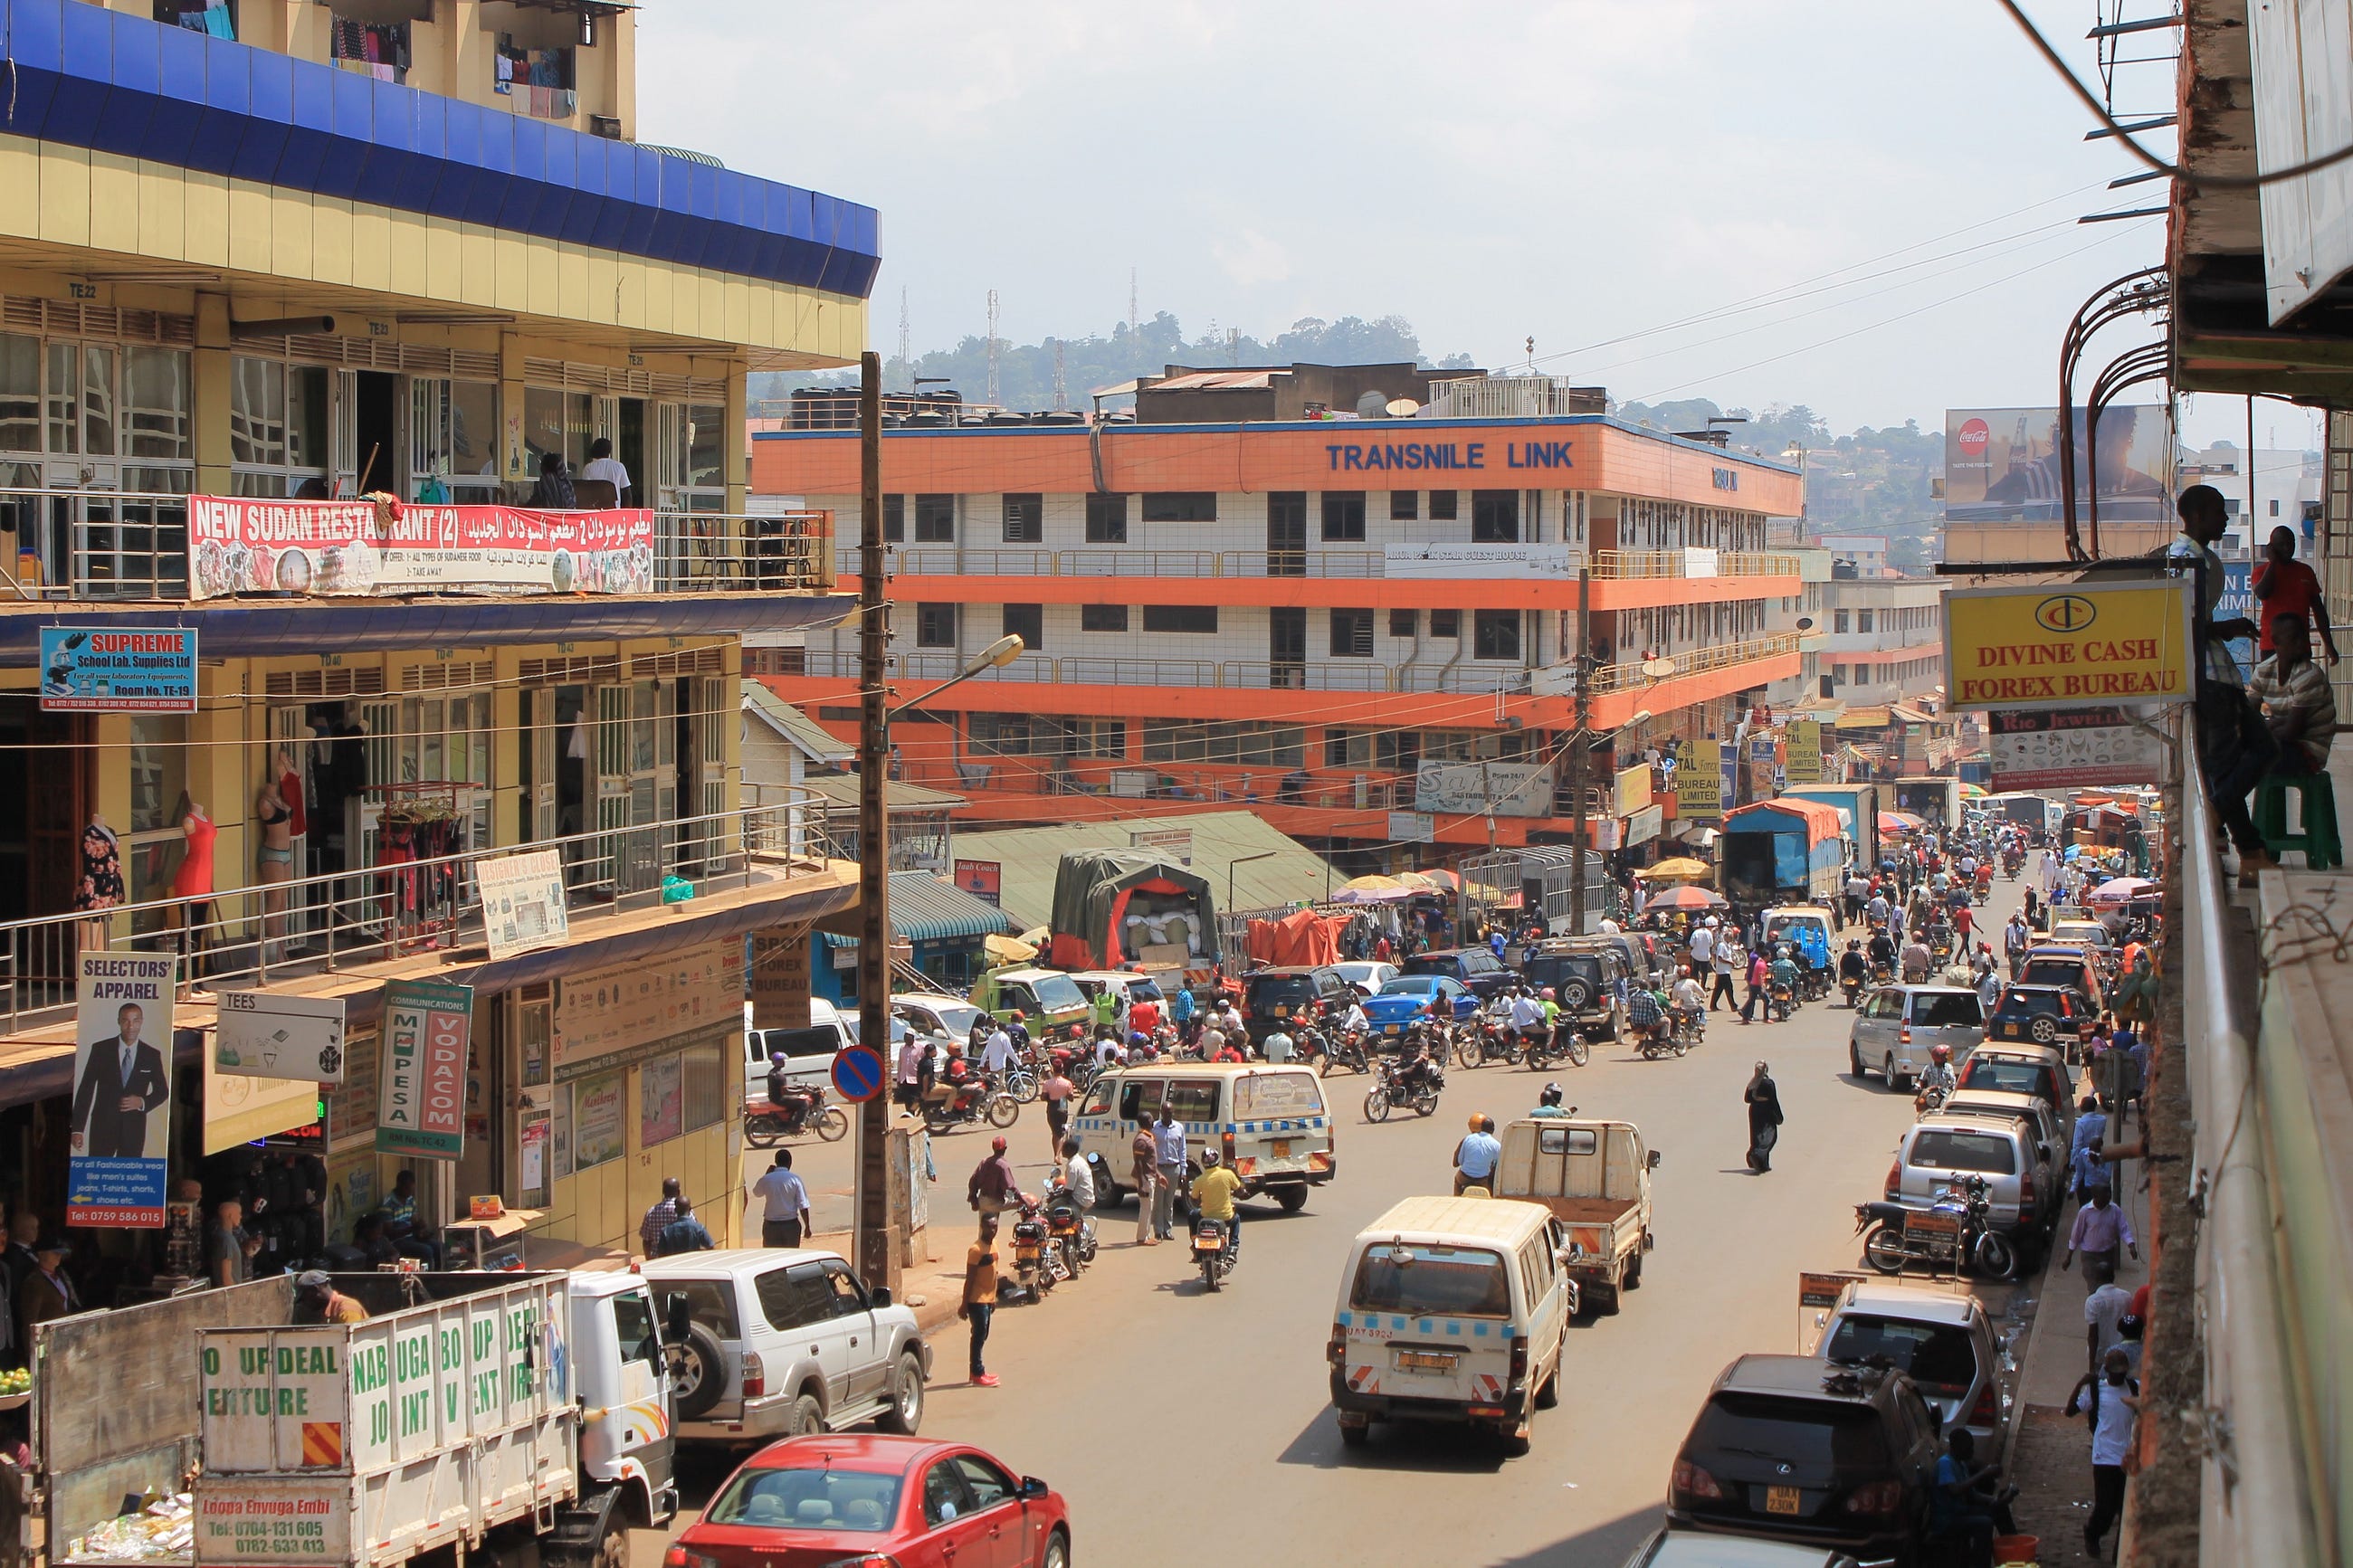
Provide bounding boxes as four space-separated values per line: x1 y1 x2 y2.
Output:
1272 1406 1511 1475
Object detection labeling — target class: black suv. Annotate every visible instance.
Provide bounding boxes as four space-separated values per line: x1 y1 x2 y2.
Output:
1986 983 2085 1054
1517 946 1629 1039
1240 965 1355 1041
1401 946 1514 1001
1667 1354 1941 1560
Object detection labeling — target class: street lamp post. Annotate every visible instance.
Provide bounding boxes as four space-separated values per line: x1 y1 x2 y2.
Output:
1228 849 1280 913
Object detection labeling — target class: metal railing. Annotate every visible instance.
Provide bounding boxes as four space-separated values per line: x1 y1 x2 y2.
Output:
914 755 1421 813
0 796 839 1034
0 489 834 602
841 543 1796 583
801 648 1533 695
1586 632 1803 694
1590 548 1801 579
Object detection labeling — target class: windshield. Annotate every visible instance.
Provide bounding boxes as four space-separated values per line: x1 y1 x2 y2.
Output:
1910 1129 2017 1175
900 1001 984 1040
1380 977 1443 996
705 1465 903 1534
1017 974 1088 1012
1249 975 1320 1006
1235 1071 1326 1120
1909 993 1982 1029
1826 1316 1981 1395
1961 1059 2049 1097
2022 958 2084 984
1350 1243 1510 1316
1688 1392 1891 1468
649 1278 740 1338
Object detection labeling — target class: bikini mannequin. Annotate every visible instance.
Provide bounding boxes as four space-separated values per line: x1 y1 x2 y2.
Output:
257 765 294 958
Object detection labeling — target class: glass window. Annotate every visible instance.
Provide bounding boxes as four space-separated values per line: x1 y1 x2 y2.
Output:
1162 1079 1221 1123
952 1455 1015 1510
1320 491 1366 541
921 1462 974 1529
1390 490 1417 521
686 404 725 489
1329 609 1373 658
611 1289 661 1369
817 1259 871 1316
0 333 34 453
1473 610 1521 660
1141 604 1215 633
1429 489 1458 521
288 366 330 472
1084 493 1128 544
913 494 955 542
1141 492 1216 522
45 343 76 455
915 603 957 647
1081 604 1128 632
129 716 187 834
81 345 116 457
1472 489 1518 542
1907 1129 2017 1174
1001 493 1042 542
754 1262 835 1331
451 381 498 480
1688 1394 1893 1468
1349 1243 1510 1316
1388 609 1416 638
1430 609 1460 638
121 347 191 460
1002 603 1043 651
1325 727 1370 767
881 493 904 542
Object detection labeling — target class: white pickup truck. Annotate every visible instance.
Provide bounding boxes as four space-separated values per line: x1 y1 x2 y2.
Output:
1491 1117 1661 1315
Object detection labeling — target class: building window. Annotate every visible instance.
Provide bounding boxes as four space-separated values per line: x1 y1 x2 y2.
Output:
1141 492 1216 522
1430 608 1461 638
913 494 955 543
969 712 1110 755
1003 603 1043 651
1429 489 1459 521
1388 609 1417 638
742 646 805 677
1472 489 1519 543
1330 609 1374 658
915 603 957 647
1473 609 1521 660
1857 608 1874 632
1325 727 1372 767
1834 609 1850 633
1140 721 1304 766
1071 718 1127 758
1081 604 1129 632
1390 490 1418 521
1321 491 1367 541
1142 604 1217 633
228 356 330 493
1002 493 1043 542
883 493 905 542
1085 493 1129 543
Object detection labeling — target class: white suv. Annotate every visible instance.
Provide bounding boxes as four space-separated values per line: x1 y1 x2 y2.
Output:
643 1249 931 1444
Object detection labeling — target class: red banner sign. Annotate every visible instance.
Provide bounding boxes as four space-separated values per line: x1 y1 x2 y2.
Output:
188 497 656 598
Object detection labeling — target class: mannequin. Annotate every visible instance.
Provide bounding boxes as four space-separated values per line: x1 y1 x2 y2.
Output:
76 812 121 953
256 767 294 958
174 800 216 978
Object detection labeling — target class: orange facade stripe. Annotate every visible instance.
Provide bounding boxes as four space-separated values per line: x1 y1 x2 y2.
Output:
873 573 1793 612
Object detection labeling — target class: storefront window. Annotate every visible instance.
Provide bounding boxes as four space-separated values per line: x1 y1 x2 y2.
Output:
686 404 725 489
81 345 116 456
682 1041 725 1132
524 386 593 479
127 715 188 919
123 347 192 461
46 343 76 454
231 357 329 491
572 1069 625 1169
0 333 38 453
641 1054 683 1146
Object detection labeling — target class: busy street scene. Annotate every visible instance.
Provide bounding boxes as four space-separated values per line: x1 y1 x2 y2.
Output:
0 4 2343 1568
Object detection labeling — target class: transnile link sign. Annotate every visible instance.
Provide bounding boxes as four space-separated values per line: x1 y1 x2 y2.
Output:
1944 581 2195 711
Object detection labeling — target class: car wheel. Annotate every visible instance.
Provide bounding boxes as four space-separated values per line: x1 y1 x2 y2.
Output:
1040 1528 1071 1568
1849 1041 1866 1079
1338 1420 1369 1449
876 1352 925 1434
1275 1186 1308 1214
1883 1052 1899 1087
785 1392 824 1438
1534 1361 1561 1409
1500 1424 1531 1458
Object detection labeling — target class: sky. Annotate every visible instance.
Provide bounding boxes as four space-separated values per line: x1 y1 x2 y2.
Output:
638 0 2319 454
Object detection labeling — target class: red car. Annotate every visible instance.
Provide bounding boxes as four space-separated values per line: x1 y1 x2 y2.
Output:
664 1433 1072 1568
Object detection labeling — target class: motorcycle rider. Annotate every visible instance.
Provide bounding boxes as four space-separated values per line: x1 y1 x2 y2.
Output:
1670 966 1707 1037
1900 933 1934 984
1867 926 1899 977
1767 945 1802 1016
1395 1033 1443 1098
1529 1082 1574 1118
1915 1042 1959 1111
1507 984 1549 1054
1839 937 1871 999
1191 1146 1244 1260
1626 977 1669 1047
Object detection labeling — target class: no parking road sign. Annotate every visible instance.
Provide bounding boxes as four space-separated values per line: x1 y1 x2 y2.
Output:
831 1044 886 1103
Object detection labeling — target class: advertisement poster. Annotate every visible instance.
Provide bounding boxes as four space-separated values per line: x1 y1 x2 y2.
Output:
952 859 1003 906
572 1069 627 1169
1943 406 2172 521
214 990 348 1083
1413 759 1556 817
477 849 571 960
1380 542 1579 580
640 1054 684 1147
1946 581 2194 711
68 951 176 1227
1674 740 1723 819
1612 764 1653 818
324 1028 378 1145
554 942 739 1071
376 979 472 1158
1988 707 2169 789
1785 721 1824 784
187 497 657 600
40 627 199 713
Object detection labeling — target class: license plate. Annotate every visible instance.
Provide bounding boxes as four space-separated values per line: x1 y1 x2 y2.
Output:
1273 1139 1292 1158
1273 1004 1290 1016
1386 1023 1401 1034
1909 1211 1961 1237
1195 1235 1223 1250
1766 1486 1802 1516
1396 1350 1457 1373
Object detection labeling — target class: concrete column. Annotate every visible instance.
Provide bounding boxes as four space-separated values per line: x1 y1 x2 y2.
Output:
723 355 749 518
193 294 232 498
499 330 528 492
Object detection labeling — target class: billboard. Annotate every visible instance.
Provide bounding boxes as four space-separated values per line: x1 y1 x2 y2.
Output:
1675 740 1723 819
1946 581 2195 711
1988 707 2169 790
1415 759 1557 817
953 859 1003 905
69 952 176 1227
41 627 198 712
1943 407 2171 522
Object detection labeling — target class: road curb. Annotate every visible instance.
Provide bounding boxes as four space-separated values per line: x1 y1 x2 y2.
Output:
1998 1227 2064 1479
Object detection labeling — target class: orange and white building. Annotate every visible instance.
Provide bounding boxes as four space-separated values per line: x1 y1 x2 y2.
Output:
748 371 1805 862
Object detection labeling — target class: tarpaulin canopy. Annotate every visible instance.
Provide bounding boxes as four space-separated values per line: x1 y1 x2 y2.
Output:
1045 851 1220 971
1246 908 1348 967
1879 810 1925 834
1724 797 1844 849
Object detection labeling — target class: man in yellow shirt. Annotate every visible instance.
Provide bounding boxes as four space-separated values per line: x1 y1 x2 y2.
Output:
1191 1148 1244 1259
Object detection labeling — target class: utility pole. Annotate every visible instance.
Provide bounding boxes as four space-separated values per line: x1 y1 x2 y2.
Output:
1569 566 1592 934
1053 339 1067 413
895 289 910 385
855 350 891 1290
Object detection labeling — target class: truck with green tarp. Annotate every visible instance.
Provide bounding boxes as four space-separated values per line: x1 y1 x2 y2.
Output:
1044 851 1223 988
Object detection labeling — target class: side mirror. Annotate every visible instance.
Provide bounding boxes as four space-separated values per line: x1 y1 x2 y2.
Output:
870 1285 893 1307
1019 1476 1050 1500
1646 1148 1662 1171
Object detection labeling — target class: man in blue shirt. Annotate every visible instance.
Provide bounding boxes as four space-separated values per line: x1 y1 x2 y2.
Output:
654 1196 716 1256
1928 1427 2013 1566
1453 1115 1502 1195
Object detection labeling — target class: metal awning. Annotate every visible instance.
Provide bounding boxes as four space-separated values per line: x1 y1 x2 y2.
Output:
820 870 1012 946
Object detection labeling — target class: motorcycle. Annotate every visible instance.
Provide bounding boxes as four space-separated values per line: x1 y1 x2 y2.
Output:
1671 1005 1706 1051
1365 1058 1444 1122
1854 1174 2017 1281
1191 1214 1236 1291
1870 959 1894 985
999 1063 1041 1104
2003 851 2024 879
744 1088 850 1147
1320 1028 1371 1077
1840 972 1865 1010
1045 1186 1098 1278
1009 1200 1054 1303
921 1075 1022 1134
1767 981 1796 1023
1797 965 1830 1003
1915 1080 1953 1115
1521 1023 1591 1070
1456 1013 1527 1069
1634 1017 1685 1061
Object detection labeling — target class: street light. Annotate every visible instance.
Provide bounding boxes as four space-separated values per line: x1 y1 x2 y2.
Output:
1228 849 1280 912
898 634 1024 717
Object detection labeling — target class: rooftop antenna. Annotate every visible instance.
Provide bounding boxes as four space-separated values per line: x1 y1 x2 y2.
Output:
1526 336 1536 374
1053 338 1067 412
986 289 1001 406
895 288 910 386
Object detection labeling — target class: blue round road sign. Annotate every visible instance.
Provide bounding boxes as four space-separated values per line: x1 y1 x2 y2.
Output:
832 1044 886 1103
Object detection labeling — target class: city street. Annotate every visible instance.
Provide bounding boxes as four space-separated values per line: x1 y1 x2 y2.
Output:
693 880 2045 1566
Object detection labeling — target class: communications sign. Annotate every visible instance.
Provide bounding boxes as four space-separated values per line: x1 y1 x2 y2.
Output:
1945 580 2194 711
376 979 472 1157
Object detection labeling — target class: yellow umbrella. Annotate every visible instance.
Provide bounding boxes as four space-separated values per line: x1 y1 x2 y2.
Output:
1392 872 1442 891
985 932 1038 965
1637 857 1713 883
1343 874 1405 893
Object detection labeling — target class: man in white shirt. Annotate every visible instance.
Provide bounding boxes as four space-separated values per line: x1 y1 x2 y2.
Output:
1095 1033 1125 1069
981 1025 1018 1079
1057 1135 1094 1212
1507 988 1547 1039
1688 921 1716 974
1339 999 1368 1036
747 1151 812 1249
577 437 630 501
1262 1028 1295 1064
2084 1277 2133 1370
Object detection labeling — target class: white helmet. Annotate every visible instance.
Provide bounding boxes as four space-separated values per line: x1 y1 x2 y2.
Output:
1704 915 1720 927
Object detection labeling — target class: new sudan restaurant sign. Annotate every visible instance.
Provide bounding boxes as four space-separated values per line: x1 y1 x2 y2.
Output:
1944 581 2194 712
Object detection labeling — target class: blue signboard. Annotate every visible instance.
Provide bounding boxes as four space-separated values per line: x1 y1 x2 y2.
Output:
40 626 198 712
2217 561 2256 676
831 1044 885 1103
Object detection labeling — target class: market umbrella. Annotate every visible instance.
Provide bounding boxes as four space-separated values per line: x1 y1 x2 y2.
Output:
1959 784 1988 798
1879 811 1923 834
1392 872 1443 892
1330 885 1413 905
1018 925 1051 948
984 932 1038 964
1638 857 1713 883
1416 868 1463 891
1645 884 1729 912
2088 876 2157 905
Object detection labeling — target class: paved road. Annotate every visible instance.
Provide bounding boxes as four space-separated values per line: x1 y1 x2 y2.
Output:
678 871 2047 1567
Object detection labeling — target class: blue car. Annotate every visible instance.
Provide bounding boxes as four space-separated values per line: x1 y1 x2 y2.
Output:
1360 974 1477 1041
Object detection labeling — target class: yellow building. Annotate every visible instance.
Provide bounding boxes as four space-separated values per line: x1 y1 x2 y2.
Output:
0 0 872 1270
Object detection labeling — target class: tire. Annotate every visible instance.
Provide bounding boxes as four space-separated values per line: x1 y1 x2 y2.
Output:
1338 1420 1369 1449
815 1107 850 1143
1005 1070 1040 1105
1567 1033 1590 1068
1202 1258 1222 1292
1504 1040 1526 1066
1415 1090 1438 1117
1454 1037 1481 1069
1864 1224 1909 1275
589 1523 628 1568
1594 1283 1622 1316
875 1352 925 1434
1672 1038 1689 1059
1560 980 1593 1011
1274 1186 1308 1213
2030 1017 2058 1045
1500 1426 1531 1458
743 1115 782 1150
1365 1088 1391 1123
986 1093 1021 1130
1850 1043 1866 1079
1883 1053 1898 1087
1534 1364 1561 1409
1624 1250 1643 1290
1974 1231 2020 1282
669 1322 729 1420
785 1392 824 1437
1041 1528 1071 1568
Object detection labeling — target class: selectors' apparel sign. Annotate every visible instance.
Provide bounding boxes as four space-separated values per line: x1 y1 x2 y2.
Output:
68 952 176 1227
1946 581 2194 711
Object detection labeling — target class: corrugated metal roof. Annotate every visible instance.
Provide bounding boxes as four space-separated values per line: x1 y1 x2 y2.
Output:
742 679 853 763
881 870 1015 945
1149 370 1276 392
797 773 969 811
947 810 1334 929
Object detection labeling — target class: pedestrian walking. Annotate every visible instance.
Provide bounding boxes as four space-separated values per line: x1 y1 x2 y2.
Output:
1130 1117 1159 1246
2062 1184 2139 1281
1739 947 1771 1024
1153 1105 1186 1240
655 1196 716 1256
1042 1065 1074 1161
960 1215 1001 1387
895 1032 926 1115
2070 1096 2110 1202
1744 1061 1783 1172
967 1135 1023 1218
638 1176 683 1257
2069 1349 2140 1559
2083 1269 2134 1373
1709 923 1738 1012
748 1150 812 1249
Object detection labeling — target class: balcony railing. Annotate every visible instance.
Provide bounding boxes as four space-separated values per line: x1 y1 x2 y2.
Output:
0 489 834 602
1586 632 1802 695
842 544 1796 582
1590 548 1801 578
915 755 1426 813
804 648 1530 695
0 796 839 1034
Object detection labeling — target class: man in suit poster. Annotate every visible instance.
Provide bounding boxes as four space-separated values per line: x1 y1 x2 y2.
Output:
69 952 176 1227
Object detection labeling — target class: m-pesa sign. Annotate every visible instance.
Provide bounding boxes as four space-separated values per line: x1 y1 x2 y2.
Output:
1945 580 2194 711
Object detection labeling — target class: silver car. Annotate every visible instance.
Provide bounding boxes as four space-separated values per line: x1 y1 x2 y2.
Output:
1847 984 1984 1091
1811 1279 2008 1449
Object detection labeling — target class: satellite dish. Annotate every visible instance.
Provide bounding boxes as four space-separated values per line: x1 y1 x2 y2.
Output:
1357 390 1391 419
1386 397 1422 417
1642 656 1677 679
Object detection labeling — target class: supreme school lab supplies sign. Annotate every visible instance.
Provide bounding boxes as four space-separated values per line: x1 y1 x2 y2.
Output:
40 626 198 713
69 952 176 1226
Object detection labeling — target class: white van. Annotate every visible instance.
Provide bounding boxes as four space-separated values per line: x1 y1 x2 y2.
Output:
1328 1195 1575 1456
742 999 916 1104
1069 1062 1335 1212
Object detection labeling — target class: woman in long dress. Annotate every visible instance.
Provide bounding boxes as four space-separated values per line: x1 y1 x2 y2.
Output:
1744 1061 1783 1173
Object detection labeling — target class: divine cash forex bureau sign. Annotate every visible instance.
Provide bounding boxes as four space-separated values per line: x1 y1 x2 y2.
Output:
1945 581 2195 712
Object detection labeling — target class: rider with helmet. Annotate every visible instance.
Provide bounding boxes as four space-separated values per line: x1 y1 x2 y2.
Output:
1915 1041 1958 1110
1190 1146 1243 1258
1529 1083 1573 1118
